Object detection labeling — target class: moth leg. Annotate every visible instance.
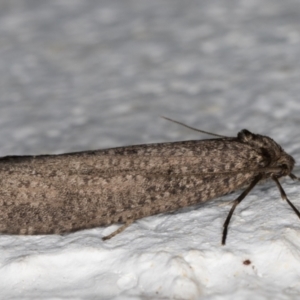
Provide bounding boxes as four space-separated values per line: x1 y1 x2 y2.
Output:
102 219 134 241
222 175 262 245
272 176 300 219
290 173 300 181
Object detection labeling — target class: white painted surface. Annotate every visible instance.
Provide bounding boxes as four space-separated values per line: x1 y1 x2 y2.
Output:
1 1 300 299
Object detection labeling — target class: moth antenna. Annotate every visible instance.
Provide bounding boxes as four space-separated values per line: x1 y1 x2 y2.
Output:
272 176 300 219
161 116 228 138
222 175 262 245
290 173 300 181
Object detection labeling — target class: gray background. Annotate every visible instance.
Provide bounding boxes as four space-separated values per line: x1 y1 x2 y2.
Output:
1 0 300 158
1 1 300 299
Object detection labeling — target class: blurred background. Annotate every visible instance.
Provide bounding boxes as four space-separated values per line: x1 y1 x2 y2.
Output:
1 0 300 158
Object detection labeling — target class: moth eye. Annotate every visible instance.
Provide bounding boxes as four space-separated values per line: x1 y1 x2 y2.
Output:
276 164 290 177
278 164 288 170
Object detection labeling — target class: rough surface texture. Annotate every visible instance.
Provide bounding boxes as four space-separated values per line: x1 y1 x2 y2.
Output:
1 0 300 299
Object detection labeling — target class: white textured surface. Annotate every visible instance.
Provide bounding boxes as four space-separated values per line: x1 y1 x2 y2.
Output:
1 1 300 299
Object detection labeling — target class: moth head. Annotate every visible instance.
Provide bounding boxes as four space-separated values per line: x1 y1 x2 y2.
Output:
275 155 295 177
238 129 295 177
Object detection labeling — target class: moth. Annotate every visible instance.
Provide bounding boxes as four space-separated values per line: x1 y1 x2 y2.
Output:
0 118 299 245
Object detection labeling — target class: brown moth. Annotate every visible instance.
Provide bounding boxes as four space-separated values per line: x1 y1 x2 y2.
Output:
0 118 299 245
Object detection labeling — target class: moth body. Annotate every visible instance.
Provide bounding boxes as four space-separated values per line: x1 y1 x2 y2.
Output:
0 128 297 244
